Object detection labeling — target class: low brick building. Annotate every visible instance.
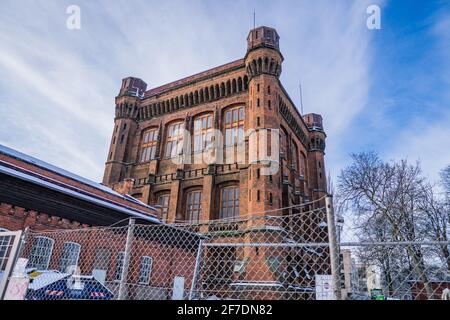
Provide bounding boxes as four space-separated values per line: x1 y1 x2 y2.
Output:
0 144 203 299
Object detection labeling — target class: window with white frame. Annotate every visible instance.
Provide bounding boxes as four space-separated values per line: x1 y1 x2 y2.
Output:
114 251 125 281
138 256 153 284
165 122 184 159
59 242 81 272
0 233 12 271
193 114 213 154
28 236 54 270
140 128 159 162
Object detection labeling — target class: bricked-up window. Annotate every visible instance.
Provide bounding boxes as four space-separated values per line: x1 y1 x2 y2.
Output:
224 106 245 161
59 242 81 272
186 190 202 223
114 251 125 281
220 186 240 219
139 256 153 284
28 236 54 269
158 194 170 222
165 122 184 159
193 114 213 153
140 128 159 162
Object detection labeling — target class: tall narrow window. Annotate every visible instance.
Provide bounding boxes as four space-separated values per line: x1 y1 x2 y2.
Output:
158 194 170 222
0 232 12 271
140 128 159 162
114 251 125 281
280 129 288 157
59 242 81 272
224 106 245 162
186 190 202 223
139 256 153 284
220 186 240 219
165 122 184 159
28 236 54 269
193 114 213 154
300 153 307 177
291 142 299 171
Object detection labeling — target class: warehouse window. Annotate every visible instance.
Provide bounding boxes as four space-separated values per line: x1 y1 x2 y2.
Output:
186 190 202 223
59 242 81 272
193 114 213 154
28 236 54 270
140 128 158 162
157 194 170 222
139 256 153 284
114 251 125 281
165 122 184 159
220 186 240 219
224 106 245 162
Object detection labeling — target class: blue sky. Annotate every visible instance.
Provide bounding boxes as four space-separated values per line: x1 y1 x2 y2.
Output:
0 0 449 184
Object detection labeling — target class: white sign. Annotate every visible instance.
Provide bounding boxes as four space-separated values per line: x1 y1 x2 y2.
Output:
3 277 29 300
315 274 334 300
12 258 28 277
172 276 185 300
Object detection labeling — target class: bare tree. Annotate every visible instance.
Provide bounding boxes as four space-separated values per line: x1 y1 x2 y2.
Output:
337 152 434 299
417 183 450 271
441 165 450 197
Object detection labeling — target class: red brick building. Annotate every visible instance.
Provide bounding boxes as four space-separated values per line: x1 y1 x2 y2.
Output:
103 26 327 224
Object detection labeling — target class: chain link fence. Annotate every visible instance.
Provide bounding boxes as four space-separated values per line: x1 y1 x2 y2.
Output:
5 199 450 300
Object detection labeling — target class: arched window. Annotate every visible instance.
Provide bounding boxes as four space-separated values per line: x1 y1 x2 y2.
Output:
186 190 202 223
157 193 170 222
165 122 184 159
59 242 81 272
193 114 213 154
114 251 125 281
28 236 54 269
139 256 153 284
224 106 245 163
220 186 240 219
140 128 159 162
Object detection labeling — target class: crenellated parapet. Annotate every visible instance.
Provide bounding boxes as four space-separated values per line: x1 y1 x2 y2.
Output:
0 203 91 230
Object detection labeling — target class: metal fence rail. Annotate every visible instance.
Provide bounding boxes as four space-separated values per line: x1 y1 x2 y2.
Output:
3 201 450 300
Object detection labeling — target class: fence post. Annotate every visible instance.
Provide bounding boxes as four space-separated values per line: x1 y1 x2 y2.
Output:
13 227 29 268
325 195 342 300
189 239 204 300
118 219 135 300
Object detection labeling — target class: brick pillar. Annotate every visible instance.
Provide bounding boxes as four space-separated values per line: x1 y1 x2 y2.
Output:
168 179 181 223
200 172 214 232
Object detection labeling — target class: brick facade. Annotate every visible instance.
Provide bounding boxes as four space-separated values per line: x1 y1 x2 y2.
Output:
0 203 89 232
